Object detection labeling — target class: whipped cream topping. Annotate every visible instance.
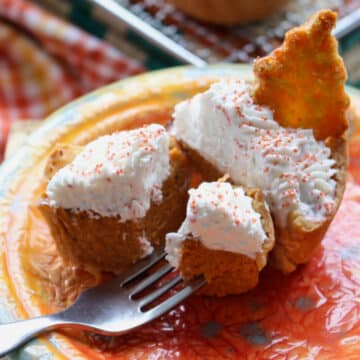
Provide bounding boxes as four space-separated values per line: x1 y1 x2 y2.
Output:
46 124 170 221
138 232 154 258
173 79 337 226
166 182 267 267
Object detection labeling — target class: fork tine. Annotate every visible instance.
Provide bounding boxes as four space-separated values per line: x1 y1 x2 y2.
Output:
139 274 182 309
130 263 174 296
121 250 166 287
143 275 206 317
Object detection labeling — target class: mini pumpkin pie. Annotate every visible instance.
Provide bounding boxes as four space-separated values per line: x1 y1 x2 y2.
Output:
39 124 190 273
171 10 348 273
166 181 275 296
167 0 289 25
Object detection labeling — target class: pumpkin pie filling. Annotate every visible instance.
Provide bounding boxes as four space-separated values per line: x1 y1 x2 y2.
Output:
39 124 190 273
166 181 275 296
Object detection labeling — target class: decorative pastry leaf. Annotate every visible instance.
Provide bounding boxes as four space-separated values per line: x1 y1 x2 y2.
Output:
253 10 349 140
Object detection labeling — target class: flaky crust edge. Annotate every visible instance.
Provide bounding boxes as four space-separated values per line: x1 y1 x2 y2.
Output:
270 134 348 273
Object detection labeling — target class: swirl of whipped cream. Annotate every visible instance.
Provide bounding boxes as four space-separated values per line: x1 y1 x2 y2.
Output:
172 79 337 226
46 124 170 221
166 182 267 267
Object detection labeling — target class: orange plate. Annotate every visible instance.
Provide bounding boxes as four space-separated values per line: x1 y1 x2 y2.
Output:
1 65 360 360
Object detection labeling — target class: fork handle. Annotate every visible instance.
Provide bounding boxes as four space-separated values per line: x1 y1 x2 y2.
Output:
0 315 64 357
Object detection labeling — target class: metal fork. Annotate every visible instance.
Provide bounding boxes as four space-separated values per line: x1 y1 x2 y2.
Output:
0 250 206 357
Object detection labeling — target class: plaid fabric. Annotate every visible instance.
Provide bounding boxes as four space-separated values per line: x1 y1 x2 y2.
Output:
0 0 144 160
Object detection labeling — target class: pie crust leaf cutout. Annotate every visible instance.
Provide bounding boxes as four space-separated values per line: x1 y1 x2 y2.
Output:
253 9 350 140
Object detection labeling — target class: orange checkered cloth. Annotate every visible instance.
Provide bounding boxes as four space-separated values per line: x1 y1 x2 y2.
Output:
0 0 144 160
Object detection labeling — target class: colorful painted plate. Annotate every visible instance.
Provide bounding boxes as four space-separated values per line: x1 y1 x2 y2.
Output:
1 65 360 360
